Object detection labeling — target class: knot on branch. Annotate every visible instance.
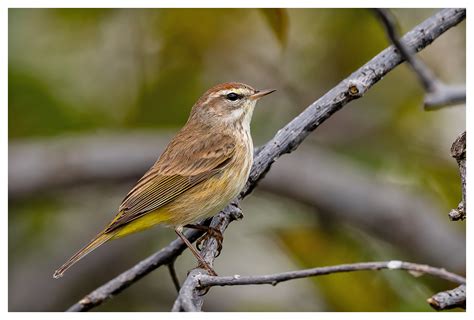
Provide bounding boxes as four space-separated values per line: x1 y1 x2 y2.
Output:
346 80 365 98
225 201 243 221
449 131 466 221
449 205 465 222
451 131 466 161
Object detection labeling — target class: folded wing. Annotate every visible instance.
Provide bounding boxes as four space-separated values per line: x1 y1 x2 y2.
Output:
104 130 235 233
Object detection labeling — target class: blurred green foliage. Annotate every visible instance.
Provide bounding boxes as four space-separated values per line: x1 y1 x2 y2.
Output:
259 8 289 47
280 226 434 311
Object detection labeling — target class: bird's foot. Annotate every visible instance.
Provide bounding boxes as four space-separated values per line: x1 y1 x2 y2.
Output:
196 227 223 257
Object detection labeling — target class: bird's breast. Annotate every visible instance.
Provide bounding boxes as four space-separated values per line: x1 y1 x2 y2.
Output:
164 129 253 226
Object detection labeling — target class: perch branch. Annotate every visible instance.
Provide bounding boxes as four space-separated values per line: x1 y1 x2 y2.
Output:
373 8 466 110
449 131 466 221
428 284 466 310
66 8 466 312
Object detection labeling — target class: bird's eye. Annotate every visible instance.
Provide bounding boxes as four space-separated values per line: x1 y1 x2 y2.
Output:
226 92 241 101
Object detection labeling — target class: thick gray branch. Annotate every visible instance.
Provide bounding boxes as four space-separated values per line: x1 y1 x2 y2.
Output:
373 8 466 110
428 284 466 310
197 261 465 287
65 8 466 312
449 131 466 221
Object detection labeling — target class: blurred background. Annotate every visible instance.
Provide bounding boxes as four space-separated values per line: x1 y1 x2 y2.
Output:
8 8 465 311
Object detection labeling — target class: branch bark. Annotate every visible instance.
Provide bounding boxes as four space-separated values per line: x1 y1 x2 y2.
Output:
373 8 466 110
65 8 466 312
448 131 466 221
427 284 466 310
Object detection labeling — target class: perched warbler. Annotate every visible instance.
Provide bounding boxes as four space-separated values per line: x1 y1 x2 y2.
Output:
53 82 274 278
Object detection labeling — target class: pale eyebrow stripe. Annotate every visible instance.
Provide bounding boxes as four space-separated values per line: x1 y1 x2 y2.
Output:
213 88 248 97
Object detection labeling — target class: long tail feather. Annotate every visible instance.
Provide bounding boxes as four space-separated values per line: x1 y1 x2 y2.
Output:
53 232 113 279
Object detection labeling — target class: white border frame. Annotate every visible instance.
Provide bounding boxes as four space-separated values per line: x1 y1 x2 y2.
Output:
2 1 470 319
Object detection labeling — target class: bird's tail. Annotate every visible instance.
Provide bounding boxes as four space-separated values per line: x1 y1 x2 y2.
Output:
53 231 113 279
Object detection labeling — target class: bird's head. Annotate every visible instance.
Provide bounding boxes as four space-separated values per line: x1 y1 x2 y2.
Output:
189 82 275 129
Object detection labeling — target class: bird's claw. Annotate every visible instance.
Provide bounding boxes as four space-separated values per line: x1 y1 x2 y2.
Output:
196 227 223 257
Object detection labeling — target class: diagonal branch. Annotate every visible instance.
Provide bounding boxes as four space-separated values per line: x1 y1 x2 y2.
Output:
67 8 466 312
373 8 466 110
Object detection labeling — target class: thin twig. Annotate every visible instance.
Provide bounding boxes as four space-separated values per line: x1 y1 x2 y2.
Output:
197 260 466 288
167 259 181 293
427 284 466 310
66 8 466 312
373 8 466 110
373 8 436 91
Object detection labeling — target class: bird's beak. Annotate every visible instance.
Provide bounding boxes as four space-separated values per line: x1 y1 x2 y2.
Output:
250 89 276 100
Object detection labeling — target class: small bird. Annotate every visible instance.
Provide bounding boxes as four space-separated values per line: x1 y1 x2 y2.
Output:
53 82 274 278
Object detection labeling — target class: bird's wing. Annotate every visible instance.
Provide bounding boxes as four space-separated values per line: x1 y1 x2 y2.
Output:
104 131 235 233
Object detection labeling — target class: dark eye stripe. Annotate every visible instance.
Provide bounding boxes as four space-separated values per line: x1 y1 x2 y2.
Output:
226 92 242 101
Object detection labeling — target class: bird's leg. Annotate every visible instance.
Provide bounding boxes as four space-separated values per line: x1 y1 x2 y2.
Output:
184 224 223 257
174 228 218 276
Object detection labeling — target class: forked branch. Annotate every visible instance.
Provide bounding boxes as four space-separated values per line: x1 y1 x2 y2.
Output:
373 8 466 110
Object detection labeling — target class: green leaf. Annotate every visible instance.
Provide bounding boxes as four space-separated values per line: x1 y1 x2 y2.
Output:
259 8 289 47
